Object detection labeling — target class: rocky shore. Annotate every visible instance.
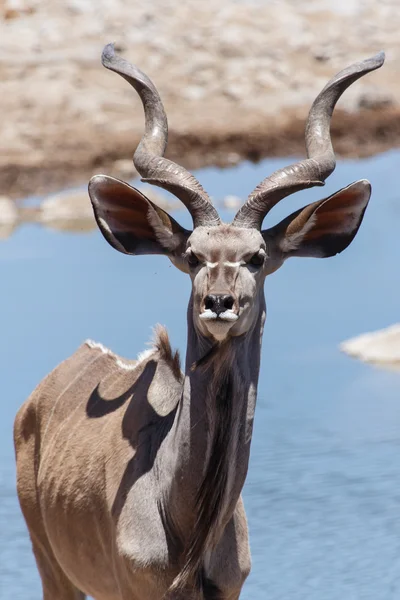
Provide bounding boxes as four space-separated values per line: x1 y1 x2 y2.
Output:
341 325 400 372
1 0 400 200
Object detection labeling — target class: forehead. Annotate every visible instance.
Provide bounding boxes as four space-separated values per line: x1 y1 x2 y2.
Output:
188 225 264 257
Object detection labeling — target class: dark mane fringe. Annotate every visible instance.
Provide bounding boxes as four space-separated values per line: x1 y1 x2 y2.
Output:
168 342 237 594
190 342 220 372
201 571 224 600
153 324 182 381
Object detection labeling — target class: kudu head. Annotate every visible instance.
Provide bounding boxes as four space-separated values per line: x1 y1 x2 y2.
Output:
89 44 384 342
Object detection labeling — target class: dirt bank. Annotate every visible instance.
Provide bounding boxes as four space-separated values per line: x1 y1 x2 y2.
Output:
1 0 400 199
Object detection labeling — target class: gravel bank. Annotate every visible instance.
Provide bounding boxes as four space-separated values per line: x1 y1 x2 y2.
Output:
1 0 400 199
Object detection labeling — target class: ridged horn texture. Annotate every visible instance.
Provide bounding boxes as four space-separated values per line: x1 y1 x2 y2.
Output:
102 43 220 228
233 51 385 229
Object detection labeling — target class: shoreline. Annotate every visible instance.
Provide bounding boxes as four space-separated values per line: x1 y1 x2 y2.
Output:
2 0 400 200
5 107 400 201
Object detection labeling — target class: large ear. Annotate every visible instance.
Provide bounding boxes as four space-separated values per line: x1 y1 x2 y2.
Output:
262 180 371 259
88 175 191 271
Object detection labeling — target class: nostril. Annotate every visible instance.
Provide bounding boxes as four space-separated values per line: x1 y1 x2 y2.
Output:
223 295 234 311
205 295 215 311
204 294 234 316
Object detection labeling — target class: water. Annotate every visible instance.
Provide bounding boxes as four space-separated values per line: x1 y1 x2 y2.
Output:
1 151 399 599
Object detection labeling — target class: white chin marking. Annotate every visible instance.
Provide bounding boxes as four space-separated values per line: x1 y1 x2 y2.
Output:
199 309 238 322
223 261 241 268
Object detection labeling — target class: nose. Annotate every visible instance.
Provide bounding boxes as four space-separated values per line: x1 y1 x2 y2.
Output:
204 294 234 316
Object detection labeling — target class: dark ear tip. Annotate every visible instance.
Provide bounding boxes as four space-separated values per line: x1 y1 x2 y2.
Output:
350 179 372 204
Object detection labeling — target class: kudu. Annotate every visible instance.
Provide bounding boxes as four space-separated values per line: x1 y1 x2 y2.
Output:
14 45 384 600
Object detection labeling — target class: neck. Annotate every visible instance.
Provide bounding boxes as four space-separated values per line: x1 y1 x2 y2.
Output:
160 292 265 583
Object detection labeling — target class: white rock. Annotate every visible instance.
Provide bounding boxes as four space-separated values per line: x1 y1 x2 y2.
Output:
223 195 242 209
0 222 17 239
340 324 400 371
113 159 137 178
225 152 241 166
183 85 207 101
223 84 245 101
39 190 93 223
2 0 38 18
0 196 18 224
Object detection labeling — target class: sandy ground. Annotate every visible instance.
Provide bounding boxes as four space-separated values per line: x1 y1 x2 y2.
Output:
1 0 400 199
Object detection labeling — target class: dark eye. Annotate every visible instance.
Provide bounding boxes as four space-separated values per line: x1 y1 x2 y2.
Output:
187 252 200 268
249 253 265 267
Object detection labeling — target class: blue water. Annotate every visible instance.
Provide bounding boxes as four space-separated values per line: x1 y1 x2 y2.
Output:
1 151 399 599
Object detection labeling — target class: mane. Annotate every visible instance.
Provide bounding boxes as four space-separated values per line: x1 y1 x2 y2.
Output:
84 324 181 380
152 324 182 381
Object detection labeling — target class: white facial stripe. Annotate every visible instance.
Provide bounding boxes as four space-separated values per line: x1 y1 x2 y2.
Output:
205 254 265 269
223 261 241 268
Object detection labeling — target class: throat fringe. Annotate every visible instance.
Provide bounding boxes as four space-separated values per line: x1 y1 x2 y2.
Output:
169 342 239 593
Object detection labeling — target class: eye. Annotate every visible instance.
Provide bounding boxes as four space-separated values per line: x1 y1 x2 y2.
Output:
249 252 265 267
187 252 200 268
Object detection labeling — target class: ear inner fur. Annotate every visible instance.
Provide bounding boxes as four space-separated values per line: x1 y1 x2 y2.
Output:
88 175 190 256
263 180 371 259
